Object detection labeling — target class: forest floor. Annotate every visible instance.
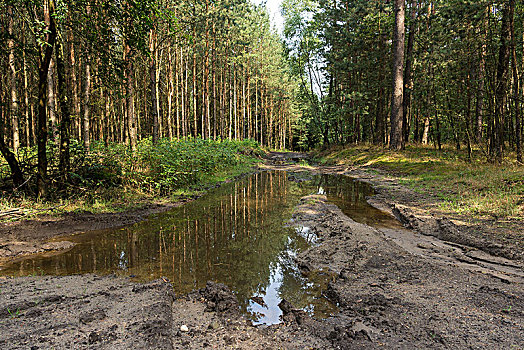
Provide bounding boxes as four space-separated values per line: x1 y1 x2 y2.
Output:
0 150 523 349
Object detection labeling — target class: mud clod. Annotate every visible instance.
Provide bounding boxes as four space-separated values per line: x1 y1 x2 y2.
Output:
79 309 106 324
200 281 238 313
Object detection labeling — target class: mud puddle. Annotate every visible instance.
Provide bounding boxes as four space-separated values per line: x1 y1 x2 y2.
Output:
0 171 392 325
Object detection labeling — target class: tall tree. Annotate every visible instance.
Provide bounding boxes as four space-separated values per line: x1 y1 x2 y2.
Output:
7 4 19 154
390 0 406 150
492 0 513 163
36 0 57 198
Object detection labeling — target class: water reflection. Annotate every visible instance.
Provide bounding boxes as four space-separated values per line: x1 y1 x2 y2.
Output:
0 171 400 324
312 174 403 228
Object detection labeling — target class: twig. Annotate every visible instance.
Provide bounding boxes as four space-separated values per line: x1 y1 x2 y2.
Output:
0 209 25 218
31 203 68 213
13 174 34 192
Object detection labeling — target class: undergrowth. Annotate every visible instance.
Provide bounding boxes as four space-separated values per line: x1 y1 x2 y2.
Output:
0 138 263 218
315 144 524 221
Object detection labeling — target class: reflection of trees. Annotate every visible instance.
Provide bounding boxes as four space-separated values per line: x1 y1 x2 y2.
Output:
5 171 336 317
311 174 396 227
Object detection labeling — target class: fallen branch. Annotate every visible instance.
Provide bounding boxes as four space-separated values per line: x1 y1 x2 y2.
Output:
0 208 25 218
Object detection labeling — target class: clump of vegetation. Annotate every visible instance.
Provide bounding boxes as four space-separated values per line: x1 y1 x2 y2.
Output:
0 138 263 217
315 145 524 221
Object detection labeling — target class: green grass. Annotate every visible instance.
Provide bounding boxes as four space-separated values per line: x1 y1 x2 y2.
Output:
315 144 524 220
0 138 264 220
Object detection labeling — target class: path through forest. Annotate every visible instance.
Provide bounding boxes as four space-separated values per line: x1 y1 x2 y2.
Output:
0 153 522 349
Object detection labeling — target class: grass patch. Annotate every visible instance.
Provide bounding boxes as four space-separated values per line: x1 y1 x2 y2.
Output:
315 144 524 220
0 138 263 220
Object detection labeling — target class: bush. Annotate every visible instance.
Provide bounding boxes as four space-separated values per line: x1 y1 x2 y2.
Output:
83 137 262 194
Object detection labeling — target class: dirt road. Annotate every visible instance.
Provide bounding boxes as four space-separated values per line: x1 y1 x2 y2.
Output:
0 154 522 349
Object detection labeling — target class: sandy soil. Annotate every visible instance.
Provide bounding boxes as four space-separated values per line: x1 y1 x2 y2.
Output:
291 194 523 349
0 153 523 349
0 276 331 349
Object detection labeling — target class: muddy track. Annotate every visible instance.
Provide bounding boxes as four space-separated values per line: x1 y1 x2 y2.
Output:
259 159 523 263
0 154 522 349
290 194 523 349
0 276 331 349
261 157 523 279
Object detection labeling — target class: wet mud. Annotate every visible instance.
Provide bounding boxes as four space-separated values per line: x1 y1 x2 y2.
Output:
0 153 522 349
290 194 523 349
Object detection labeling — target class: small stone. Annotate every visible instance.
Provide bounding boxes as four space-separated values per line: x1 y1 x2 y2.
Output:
208 321 220 330
180 324 189 332
88 331 102 344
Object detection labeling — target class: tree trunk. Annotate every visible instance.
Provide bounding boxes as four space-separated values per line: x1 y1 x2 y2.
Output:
192 29 198 138
492 0 513 163
509 1 521 163
37 0 57 198
82 57 91 151
402 0 416 144
68 29 80 130
47 56 57 142
390 0 405 150
374 31 386 145
476 6 488 143
125 45 137 151
8 6 20 154
0 74 24 188
149 28 159 144
0 134 24 188
22 24 32 148
56 34 71 178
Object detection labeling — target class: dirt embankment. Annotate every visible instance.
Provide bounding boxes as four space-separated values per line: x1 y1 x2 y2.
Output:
290 194 523 349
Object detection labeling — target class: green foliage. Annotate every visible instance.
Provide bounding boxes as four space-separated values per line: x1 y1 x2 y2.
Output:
79 138 262 195
317 144 524 220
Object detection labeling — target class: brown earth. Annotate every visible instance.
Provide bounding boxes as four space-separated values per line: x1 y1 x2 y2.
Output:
0 152 523 349
0 276 329 349
290 194 523 349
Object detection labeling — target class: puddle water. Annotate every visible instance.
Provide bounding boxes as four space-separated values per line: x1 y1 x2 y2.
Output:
0 171 399 324
311 174 403 229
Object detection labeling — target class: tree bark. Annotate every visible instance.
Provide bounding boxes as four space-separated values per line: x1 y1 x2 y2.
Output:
492 0 513 163
8 6 20 154
56 33 71 178
82 57 91 151
47 56 57 142
374 29 386 145
22 24 32 148
402 0 416 144
149 27 159 144
390 0 405 150
509 0 521 163
37 0 57 198
0 73 24 188
476 5 488 143
125 44 137 151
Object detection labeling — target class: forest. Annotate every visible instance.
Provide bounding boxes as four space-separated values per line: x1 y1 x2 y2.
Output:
0 0 522 200
0 1 523 348
0 0 294 200
284 0 523 158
